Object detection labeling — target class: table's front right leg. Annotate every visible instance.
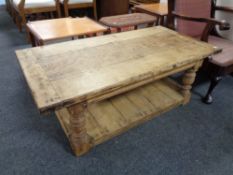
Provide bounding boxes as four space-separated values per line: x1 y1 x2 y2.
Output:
67 103 91 156
181 61 203 104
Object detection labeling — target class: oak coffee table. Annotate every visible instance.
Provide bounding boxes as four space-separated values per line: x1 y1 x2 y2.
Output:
27 17 108 47
16 27 217 156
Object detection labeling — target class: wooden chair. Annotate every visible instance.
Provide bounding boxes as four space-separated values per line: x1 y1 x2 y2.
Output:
11 0 61 32
61 0 97 19
97 0 129 19
131 0 159 4
167 0 233 104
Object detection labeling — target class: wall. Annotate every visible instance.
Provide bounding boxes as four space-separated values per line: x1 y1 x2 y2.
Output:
215 0 233 41
0 0 5 5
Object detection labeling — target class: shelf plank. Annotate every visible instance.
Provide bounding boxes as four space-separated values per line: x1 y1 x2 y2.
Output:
56 78 184 147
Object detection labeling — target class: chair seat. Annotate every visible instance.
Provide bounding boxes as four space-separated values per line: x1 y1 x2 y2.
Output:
209 36 233 67
13 0 56 9
60 0 93 5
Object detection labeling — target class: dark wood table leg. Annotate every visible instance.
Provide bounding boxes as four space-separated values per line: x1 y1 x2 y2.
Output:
29 31 36 47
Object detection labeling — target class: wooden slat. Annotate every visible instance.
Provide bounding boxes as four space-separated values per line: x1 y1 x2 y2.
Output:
85 111 106 142
110 96 143 122
56 78 184 146
126 90 155 116
139 84 174 110
152 80 183 101
88 101 125 133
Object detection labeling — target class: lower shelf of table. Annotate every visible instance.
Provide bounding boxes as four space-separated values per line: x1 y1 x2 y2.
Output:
56 78 184 147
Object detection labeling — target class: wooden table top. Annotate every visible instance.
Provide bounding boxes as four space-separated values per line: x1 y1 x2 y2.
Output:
16 26 217 113
100 13 157 28
135 3 168 16
27 17 108 41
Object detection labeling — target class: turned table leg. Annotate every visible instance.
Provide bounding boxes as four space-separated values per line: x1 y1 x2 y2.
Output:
67 103 91 156
181 62 202 104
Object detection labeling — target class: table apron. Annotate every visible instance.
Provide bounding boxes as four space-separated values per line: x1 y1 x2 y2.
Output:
60 60 202 110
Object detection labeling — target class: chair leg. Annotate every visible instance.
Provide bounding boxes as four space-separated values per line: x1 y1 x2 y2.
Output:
19 13 27 33
202 76 222 104
56 2 61 18
93 3 97 20
15 13 22 32
20 13 31 43
64 3 69 17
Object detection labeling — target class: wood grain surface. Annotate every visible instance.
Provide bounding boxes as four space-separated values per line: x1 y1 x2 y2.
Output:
16 26 217 113
27 17 107 42
56 78 184 147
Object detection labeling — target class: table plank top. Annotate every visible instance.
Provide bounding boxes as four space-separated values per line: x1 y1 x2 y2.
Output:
135 3 168 16
16 26 217 112
27 17 108 41
100 13 157 28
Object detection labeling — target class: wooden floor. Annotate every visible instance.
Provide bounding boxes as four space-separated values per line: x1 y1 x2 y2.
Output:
56 78 184 146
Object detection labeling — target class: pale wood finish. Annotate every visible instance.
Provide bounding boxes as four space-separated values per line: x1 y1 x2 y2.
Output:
67 103 91 156
16 26 217 112
181 61 203 104
135 3 168 25
16 26 217 156
62 0 97 20
56 78 184 155
26 17 107 46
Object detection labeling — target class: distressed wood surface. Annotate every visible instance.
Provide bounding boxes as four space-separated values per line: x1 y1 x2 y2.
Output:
16 26 217 113
56 78 184 152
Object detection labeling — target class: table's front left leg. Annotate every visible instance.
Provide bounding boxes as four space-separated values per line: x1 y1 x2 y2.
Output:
67 103 91 156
